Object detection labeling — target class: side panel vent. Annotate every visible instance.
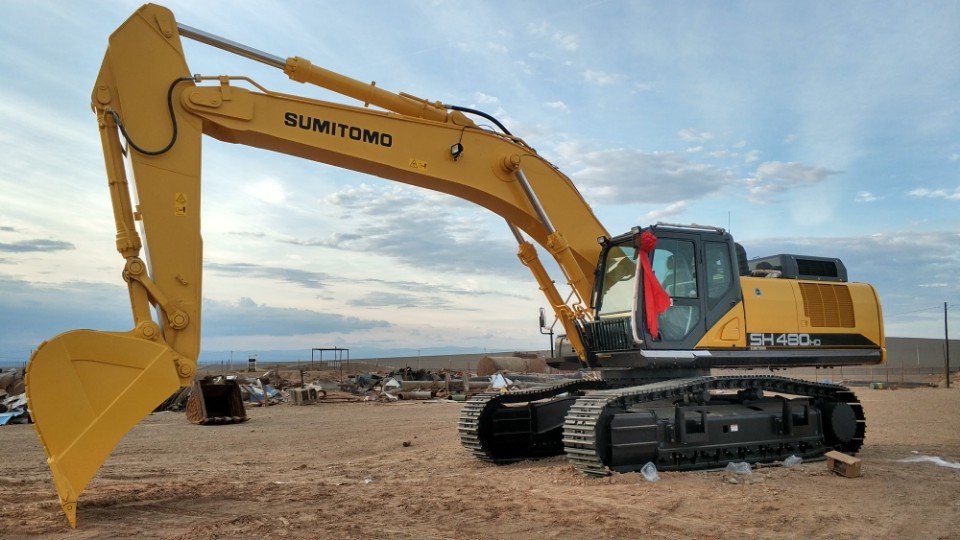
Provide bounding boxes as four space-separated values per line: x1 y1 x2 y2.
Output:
798 283 855 328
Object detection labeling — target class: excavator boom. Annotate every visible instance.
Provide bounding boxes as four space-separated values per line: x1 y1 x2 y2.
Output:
26 3 607 526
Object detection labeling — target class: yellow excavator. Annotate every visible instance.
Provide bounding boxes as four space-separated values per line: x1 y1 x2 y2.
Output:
26 4 884 527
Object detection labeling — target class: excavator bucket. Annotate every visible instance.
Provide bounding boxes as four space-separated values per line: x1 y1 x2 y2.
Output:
184 378 247 425
25 330 183 528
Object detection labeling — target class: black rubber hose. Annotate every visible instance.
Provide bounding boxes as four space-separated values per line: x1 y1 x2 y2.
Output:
107 76 195 156
445 104 512 135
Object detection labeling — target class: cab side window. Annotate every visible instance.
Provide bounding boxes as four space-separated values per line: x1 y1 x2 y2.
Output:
705 241 733 308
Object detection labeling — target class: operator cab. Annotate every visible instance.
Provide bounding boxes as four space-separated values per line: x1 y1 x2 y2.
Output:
583 223 744 360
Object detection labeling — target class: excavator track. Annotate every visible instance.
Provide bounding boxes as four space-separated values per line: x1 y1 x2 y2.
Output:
458 379 608 463
563 375 865 476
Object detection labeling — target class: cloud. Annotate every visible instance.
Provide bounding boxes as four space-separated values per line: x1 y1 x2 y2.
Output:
0 276 390 356
228 231 267 239
0 239 74 253
555 145 732 205
0 278 132 353
473 92 499 105
348 292 456 309
242 178 287 205
514 59 533 75
950 153 959 162
743 161 840 203
544 100 569 113
206 262 330 289
686 146 704 153
0 226 16 232
908 187 960 201
486 42 508 54
358 277 526 300
552 31 579 51
678 128 715 142
526 22 578 51
642 201 688 222
280 232 363 247
783 134 798 144
854 191 879 203
733 140 747 149
204 296 389 337
582 69 620 86
527 22 549 36
708 150 735 159
744 150 761 164
632 81 658 93
212 239 529 302
316 184 524 278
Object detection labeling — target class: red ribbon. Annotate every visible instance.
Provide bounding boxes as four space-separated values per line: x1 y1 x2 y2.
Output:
638 231 672 339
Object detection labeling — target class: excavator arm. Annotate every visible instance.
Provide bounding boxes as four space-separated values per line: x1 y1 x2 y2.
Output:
26 3 607 526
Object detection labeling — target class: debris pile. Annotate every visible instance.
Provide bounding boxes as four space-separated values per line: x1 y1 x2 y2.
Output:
288 385 327 405
241 378 282 407
476 354 548 376
155 387 192 412
0 368 29 425
155 371 292 414
340 365 573 402
138 357 583 422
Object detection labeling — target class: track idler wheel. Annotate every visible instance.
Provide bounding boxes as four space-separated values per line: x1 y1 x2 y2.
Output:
821 401 857 445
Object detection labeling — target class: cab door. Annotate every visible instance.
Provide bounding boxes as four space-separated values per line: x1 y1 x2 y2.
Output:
638 230 740 350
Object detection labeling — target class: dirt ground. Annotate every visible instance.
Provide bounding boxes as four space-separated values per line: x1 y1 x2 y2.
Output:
1 386 959 539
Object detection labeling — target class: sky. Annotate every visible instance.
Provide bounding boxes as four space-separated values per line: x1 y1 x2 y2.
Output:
0 1 958 363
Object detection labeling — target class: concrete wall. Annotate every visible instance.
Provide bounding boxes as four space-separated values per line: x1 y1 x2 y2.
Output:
886 337 957 369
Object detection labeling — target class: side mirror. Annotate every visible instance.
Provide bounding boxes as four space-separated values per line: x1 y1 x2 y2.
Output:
539 307 546 330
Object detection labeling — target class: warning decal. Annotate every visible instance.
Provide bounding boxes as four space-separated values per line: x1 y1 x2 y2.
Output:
175 193 187 216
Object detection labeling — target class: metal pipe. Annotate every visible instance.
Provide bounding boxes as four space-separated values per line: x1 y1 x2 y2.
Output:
397 390 434 400
507 222 525 244
177 23 286 69
515 169 556 234
397 380 440 391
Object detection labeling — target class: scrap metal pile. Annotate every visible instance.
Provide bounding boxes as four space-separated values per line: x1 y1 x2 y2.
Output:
0 368 29 425
155 371 290 413
2 360 573 429
341 366 573 401
140 357 577 427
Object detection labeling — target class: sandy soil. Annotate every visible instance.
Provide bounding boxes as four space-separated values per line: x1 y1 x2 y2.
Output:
1 387 959 539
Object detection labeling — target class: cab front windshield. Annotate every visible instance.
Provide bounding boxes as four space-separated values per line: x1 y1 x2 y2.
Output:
597 242 638 318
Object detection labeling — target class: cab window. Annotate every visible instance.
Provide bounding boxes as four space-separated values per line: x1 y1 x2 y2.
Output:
597 243 638 317
651 239 697 298
705 241 733 308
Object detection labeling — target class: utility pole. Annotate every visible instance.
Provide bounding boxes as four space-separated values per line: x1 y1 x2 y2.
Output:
945 302 951 388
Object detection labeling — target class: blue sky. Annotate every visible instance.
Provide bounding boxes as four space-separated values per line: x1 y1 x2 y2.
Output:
0 1 958 363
